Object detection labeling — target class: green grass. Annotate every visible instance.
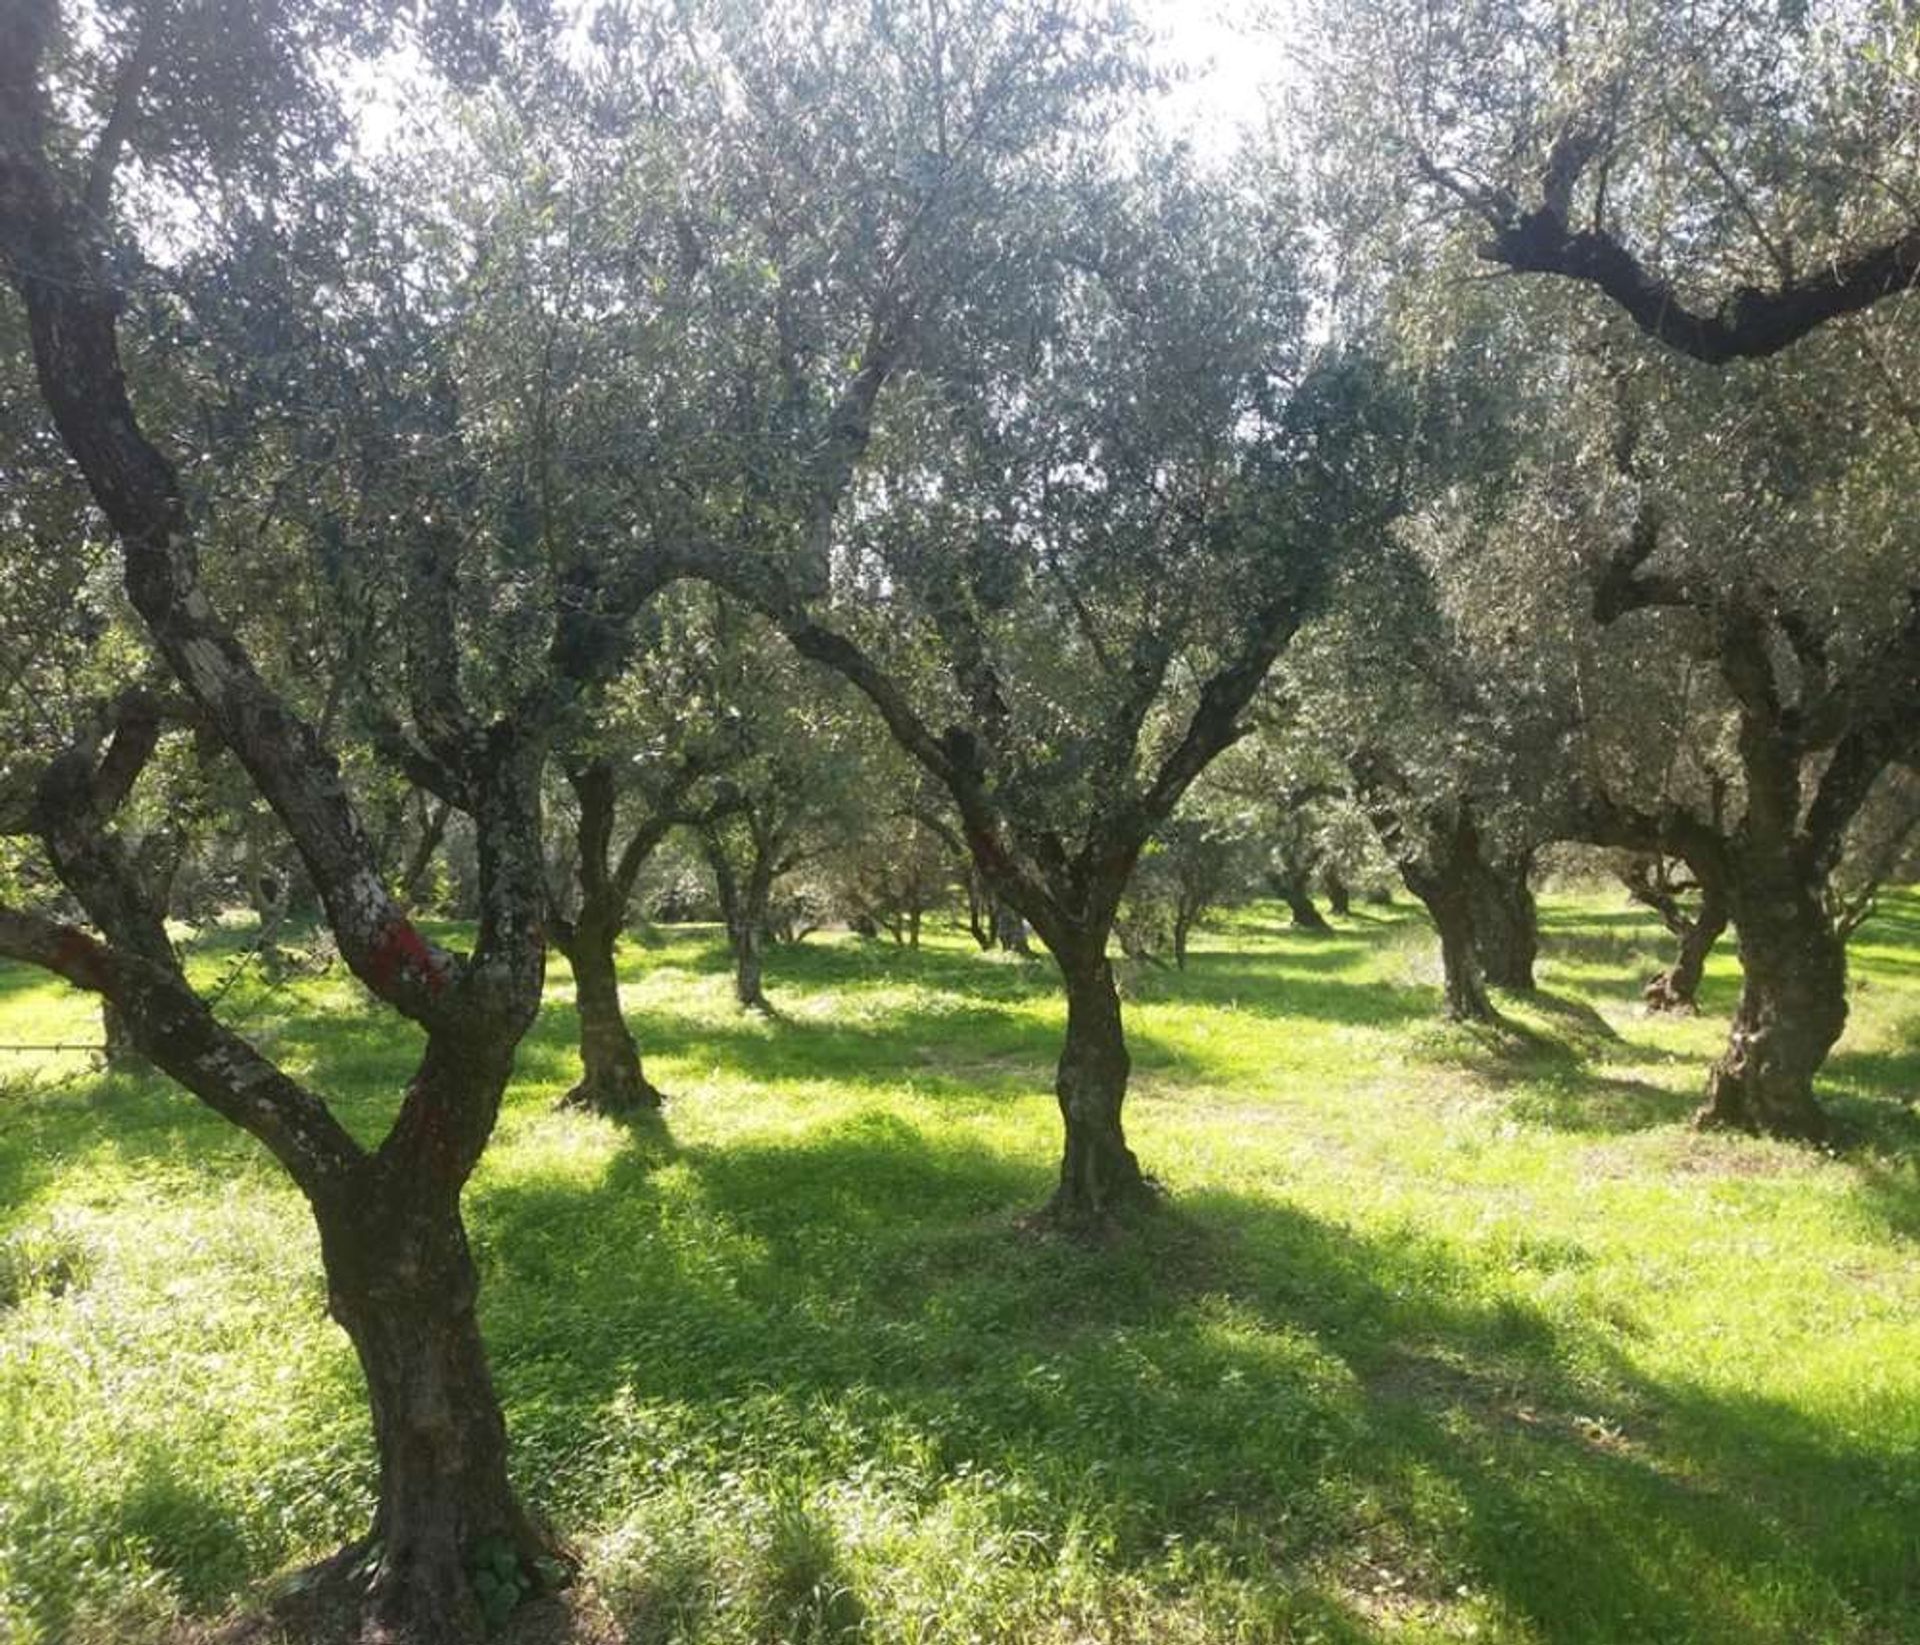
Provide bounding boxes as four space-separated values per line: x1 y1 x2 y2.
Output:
0 892 1916 1644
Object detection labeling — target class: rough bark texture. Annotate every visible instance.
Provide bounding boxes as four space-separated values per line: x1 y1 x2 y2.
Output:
1046 942 1153 1225
1698 869 1845 1140
1470 852 1537 992
315 1172 551 1643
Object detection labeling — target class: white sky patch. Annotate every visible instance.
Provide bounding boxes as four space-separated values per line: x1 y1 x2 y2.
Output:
1132 0 1295 157
337 2 1295 165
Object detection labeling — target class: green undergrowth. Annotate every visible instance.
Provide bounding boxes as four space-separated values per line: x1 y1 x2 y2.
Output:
0 893 1916 1643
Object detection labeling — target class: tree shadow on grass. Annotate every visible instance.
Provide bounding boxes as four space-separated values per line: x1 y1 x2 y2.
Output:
1415 1006 1692 1095
1514 988 1625 1044
1499 1075 1701 1136
1850 1158 1920 1244
467 1116 1916 1645
1132 951 1434 1033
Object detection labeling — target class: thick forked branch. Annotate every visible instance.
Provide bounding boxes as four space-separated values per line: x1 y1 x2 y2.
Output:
1136 598 1303 830
1459 178 1920 361
1567 784 1731 879
0 901 363 1194
0 15 460 1025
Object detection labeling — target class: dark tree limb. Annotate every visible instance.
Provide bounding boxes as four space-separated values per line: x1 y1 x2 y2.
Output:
1476 200 1920 362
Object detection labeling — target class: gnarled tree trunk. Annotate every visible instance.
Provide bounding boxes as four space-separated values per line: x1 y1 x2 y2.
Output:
1401 861 1492 1022
1470 850 1537 991
1644 870 1728 1012
315 1169 553 1644
1700 867 1845 1140
1322 870 1351 917
1274 870 1332 933
1047 937 1153 1224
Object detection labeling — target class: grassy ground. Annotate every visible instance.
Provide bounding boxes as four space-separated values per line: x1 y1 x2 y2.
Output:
0 891 1915 1645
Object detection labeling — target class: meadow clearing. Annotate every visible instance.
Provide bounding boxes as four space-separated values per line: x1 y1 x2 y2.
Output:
0 892 1915 1645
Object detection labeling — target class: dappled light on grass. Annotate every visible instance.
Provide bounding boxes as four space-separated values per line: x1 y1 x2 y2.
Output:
0 893 1917 1642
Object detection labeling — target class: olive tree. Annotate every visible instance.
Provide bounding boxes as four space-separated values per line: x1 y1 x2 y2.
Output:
683 177 1390 1220
0 5 673 1636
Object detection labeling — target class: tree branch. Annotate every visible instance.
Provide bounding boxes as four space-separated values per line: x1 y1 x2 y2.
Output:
1479 204 1920 362
0 56 462 1027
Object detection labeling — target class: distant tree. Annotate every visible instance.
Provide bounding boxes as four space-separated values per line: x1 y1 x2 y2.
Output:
544 607 742 1114
1118 803 1255 970
686 606 869 1013
826 766 962 950
685 211 1392 1223
1306 0 1920 1135
572 0 1380 1222
1282 527 1563 1022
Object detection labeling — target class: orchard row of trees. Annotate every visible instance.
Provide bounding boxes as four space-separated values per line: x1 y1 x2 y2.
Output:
1 0 1915 1638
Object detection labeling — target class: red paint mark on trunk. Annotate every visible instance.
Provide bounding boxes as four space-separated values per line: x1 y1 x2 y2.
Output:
370 918 448 996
